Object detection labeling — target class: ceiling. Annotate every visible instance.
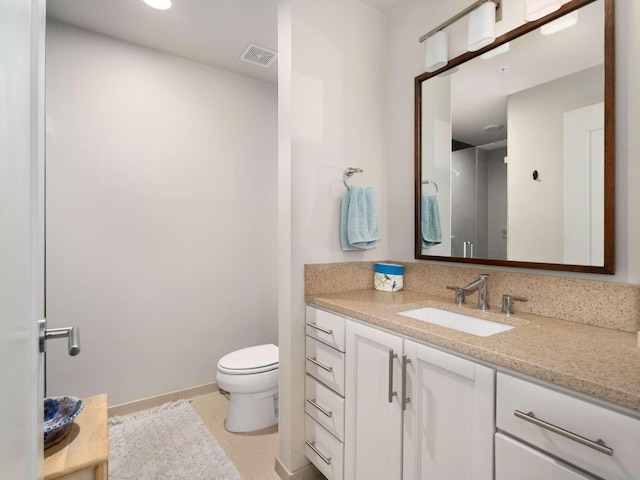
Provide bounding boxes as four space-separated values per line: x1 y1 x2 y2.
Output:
47 0 604 146
46 0 410 86
46 0 279 84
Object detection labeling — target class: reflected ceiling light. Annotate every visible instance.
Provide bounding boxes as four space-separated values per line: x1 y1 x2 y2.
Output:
424 31 448 72
524 0 562 21
480 42 510 59
437 66 459 78
467 1 497 51
483 123 504 132
143 0 172 10
541 10 578 35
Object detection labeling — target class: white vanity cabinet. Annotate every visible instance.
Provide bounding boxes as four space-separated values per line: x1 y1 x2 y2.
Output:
307 304 640 480
403 339 495 480
343 319 495 480
344 320 404 480
496 373 640 480
304 306 347 480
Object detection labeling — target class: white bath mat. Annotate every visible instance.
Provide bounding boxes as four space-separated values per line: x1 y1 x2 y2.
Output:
108 400 242 480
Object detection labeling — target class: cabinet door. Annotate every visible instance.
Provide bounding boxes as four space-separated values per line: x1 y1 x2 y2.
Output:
345 320 403 480
403 340 495 480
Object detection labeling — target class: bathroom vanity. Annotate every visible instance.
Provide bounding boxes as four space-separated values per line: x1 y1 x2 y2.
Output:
303 291 640 480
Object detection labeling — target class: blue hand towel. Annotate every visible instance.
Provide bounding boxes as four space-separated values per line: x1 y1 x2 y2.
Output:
421 194 442 248
341 186 380 251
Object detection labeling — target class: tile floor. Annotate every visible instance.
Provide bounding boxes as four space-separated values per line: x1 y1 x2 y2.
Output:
190 391 281 480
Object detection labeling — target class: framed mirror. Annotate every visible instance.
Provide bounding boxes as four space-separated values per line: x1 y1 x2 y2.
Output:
415 0 614 274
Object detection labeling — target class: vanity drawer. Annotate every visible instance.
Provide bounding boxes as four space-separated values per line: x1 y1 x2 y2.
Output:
305 336 345 396
305 375 345 442
305 414 344 480
496 433 595 480
497 373 640 480
306 306 346 352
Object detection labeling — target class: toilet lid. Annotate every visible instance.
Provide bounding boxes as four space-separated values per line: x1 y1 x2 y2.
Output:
218 344 279 374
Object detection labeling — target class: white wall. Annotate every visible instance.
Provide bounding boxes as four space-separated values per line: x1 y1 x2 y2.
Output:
507 66 603 263
420 76 451 256
388 0 640 284
278 0 388 473
45 21 278 405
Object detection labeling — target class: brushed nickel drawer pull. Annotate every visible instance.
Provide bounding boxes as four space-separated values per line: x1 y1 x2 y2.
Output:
402 355 412 411
388 349 398 403
514 410 614 456
306 322 333 335
306 356 334 373
306 440 332 465
307 398 333 418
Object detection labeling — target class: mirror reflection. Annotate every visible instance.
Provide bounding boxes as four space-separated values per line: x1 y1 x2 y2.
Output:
417 0 612 272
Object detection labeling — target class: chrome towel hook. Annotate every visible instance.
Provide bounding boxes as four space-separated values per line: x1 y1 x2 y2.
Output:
344 167 363 188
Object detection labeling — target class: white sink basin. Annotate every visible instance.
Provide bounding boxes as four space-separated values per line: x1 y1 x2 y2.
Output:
398 307 515 337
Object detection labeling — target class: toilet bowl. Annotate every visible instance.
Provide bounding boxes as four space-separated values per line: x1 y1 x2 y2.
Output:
216 343 279 433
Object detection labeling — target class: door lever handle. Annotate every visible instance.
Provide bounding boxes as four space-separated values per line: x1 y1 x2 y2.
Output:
38 319 81 356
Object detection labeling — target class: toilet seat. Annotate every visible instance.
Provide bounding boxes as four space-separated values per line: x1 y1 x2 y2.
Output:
217 344 279 375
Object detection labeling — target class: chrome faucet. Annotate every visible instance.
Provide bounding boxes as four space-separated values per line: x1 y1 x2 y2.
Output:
461 274 490 310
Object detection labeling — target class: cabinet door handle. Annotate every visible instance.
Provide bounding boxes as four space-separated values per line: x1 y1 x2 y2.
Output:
401 355 412 411
388 349 398 403
306 440 332 465
306 398 333 418
306 356 333 373
306 322 333 335
514 410 614 456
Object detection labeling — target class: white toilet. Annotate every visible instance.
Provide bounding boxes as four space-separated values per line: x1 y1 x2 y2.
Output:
216 343 279 433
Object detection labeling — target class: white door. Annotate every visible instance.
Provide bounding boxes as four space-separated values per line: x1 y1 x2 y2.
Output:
345 321 403 480
403 340 495 480
0 0 46 478
563 102 605 265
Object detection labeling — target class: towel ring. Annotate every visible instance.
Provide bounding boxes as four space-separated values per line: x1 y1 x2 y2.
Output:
422 179 439 196
344 167 364 188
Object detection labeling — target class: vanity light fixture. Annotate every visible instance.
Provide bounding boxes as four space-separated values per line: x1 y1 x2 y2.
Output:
540 10 578 35
467 1 497 51
418 0 501 72
524 0 562 21
424 30 448 72
143 0 172 10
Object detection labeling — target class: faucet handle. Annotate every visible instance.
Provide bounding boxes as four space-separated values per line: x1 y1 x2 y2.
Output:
446 286 466 305
501 294 528 316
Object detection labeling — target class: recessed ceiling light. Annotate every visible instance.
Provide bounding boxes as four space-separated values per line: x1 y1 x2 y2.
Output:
143 0 172 10
483 124 504 132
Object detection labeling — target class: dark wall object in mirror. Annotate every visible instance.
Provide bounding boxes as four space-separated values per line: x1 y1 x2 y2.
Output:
414 0 614 274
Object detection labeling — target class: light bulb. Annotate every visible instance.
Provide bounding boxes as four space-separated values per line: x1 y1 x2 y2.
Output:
143 0 172 10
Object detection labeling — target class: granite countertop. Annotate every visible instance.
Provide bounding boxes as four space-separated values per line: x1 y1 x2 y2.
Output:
306 289 640 414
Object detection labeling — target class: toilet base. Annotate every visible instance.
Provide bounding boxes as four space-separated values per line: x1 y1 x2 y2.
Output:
225 388 278 433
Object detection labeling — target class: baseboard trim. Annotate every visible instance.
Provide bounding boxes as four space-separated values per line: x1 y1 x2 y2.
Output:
275 457 323 480
108 382 218 417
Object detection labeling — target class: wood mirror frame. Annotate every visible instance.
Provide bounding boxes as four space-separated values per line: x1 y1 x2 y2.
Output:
414 0 615 274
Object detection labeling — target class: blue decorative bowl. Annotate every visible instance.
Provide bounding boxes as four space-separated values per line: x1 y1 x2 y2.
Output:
44 396 84 448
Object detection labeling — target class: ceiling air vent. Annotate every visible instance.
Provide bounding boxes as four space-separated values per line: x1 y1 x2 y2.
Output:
239 43 277 68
